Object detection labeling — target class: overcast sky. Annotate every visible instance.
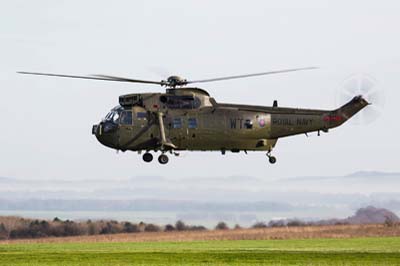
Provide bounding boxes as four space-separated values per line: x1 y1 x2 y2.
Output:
1 0 399 180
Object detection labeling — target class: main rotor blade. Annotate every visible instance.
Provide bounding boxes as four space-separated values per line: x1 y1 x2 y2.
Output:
186 67 318 84
17 72 164 85
92 75 165 85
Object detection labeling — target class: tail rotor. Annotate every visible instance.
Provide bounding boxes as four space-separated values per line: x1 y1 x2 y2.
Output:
336 74 385 125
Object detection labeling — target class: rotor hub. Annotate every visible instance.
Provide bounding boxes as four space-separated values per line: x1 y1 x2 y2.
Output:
163 76 187 87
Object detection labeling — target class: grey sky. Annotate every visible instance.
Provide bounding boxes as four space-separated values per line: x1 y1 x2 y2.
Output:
1 0 399 180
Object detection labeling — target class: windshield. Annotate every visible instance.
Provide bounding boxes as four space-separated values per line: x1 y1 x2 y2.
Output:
104 106 123 123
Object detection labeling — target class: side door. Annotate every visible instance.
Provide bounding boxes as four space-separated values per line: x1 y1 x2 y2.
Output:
185 115 199 149
166 114 184 148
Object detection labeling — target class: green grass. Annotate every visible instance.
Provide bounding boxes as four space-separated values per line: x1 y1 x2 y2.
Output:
1 237 400 265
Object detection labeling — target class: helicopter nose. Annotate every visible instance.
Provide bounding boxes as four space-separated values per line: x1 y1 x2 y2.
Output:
92 122 119 150
92 124 100 136
92 125 99 135
92 121 118 136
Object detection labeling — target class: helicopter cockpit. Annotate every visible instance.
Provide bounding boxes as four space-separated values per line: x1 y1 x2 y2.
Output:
97 106 124 135
104 106 123 123
103 105 133 126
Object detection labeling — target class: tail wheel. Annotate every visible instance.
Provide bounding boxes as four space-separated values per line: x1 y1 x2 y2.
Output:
268 156 277 164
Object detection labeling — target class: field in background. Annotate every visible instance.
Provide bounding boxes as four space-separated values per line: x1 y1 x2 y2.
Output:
1 237 400 265
1 225 400 265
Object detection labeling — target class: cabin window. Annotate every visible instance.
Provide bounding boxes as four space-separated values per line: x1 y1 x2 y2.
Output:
172 118 182 129
120 111 133 125
137 112 147 119
163 96 201 109
244 119 253 129
188 118 198 129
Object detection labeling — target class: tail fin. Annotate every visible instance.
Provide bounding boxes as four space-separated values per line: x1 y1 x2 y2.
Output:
327 96 369 128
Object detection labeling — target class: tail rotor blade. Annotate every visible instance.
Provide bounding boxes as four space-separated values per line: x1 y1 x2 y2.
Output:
336 74 385 125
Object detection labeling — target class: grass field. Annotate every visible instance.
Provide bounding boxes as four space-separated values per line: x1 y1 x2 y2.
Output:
1 237 400 265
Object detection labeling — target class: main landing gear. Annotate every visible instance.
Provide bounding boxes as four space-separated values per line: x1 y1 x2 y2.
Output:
142 152 153 163
266 152 277 164
158 154 169 164
142 152 174 164
142 112 176 165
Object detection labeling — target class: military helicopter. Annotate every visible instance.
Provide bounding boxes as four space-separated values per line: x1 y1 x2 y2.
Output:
18 68 369 164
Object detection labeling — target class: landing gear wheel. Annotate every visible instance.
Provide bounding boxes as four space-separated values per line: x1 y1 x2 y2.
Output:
142 153 153 163
266 151 277 164
158 154 169 164
268 156 277 164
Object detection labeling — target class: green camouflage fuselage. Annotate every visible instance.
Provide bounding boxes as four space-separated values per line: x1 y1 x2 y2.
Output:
93 88 368 153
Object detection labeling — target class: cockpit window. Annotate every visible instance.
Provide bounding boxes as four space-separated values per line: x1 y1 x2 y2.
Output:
105 106 123 123
105 112 113 120
120 111 133 125
112 112 120 123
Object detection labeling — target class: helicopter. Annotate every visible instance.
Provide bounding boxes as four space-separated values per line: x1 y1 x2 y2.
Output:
18 67 369 164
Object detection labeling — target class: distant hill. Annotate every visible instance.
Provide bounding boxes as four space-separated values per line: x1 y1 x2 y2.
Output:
275 171 400 194
345 171 400 178
313 206 400 225
345 206 399 224
269 206 400 226
282 171 400 182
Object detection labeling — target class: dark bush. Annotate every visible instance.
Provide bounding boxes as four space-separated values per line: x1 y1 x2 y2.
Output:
175 220 186 231
0 223 7 240
138 221 146 232
252 222 267 228
268 219 286 227
334 221 350 226
144 223 161 232
10 229 29 239
123 222 140 233
187 225 207 231
87 221 98 235
234 224 242 230
164 224 175 231
62 220 84 236
384 215 397 227
215 222 229 230
100 222 122 234
287 219 306 227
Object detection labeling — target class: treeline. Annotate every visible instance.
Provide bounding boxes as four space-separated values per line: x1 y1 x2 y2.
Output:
1 206 398 240
0 217 206 240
